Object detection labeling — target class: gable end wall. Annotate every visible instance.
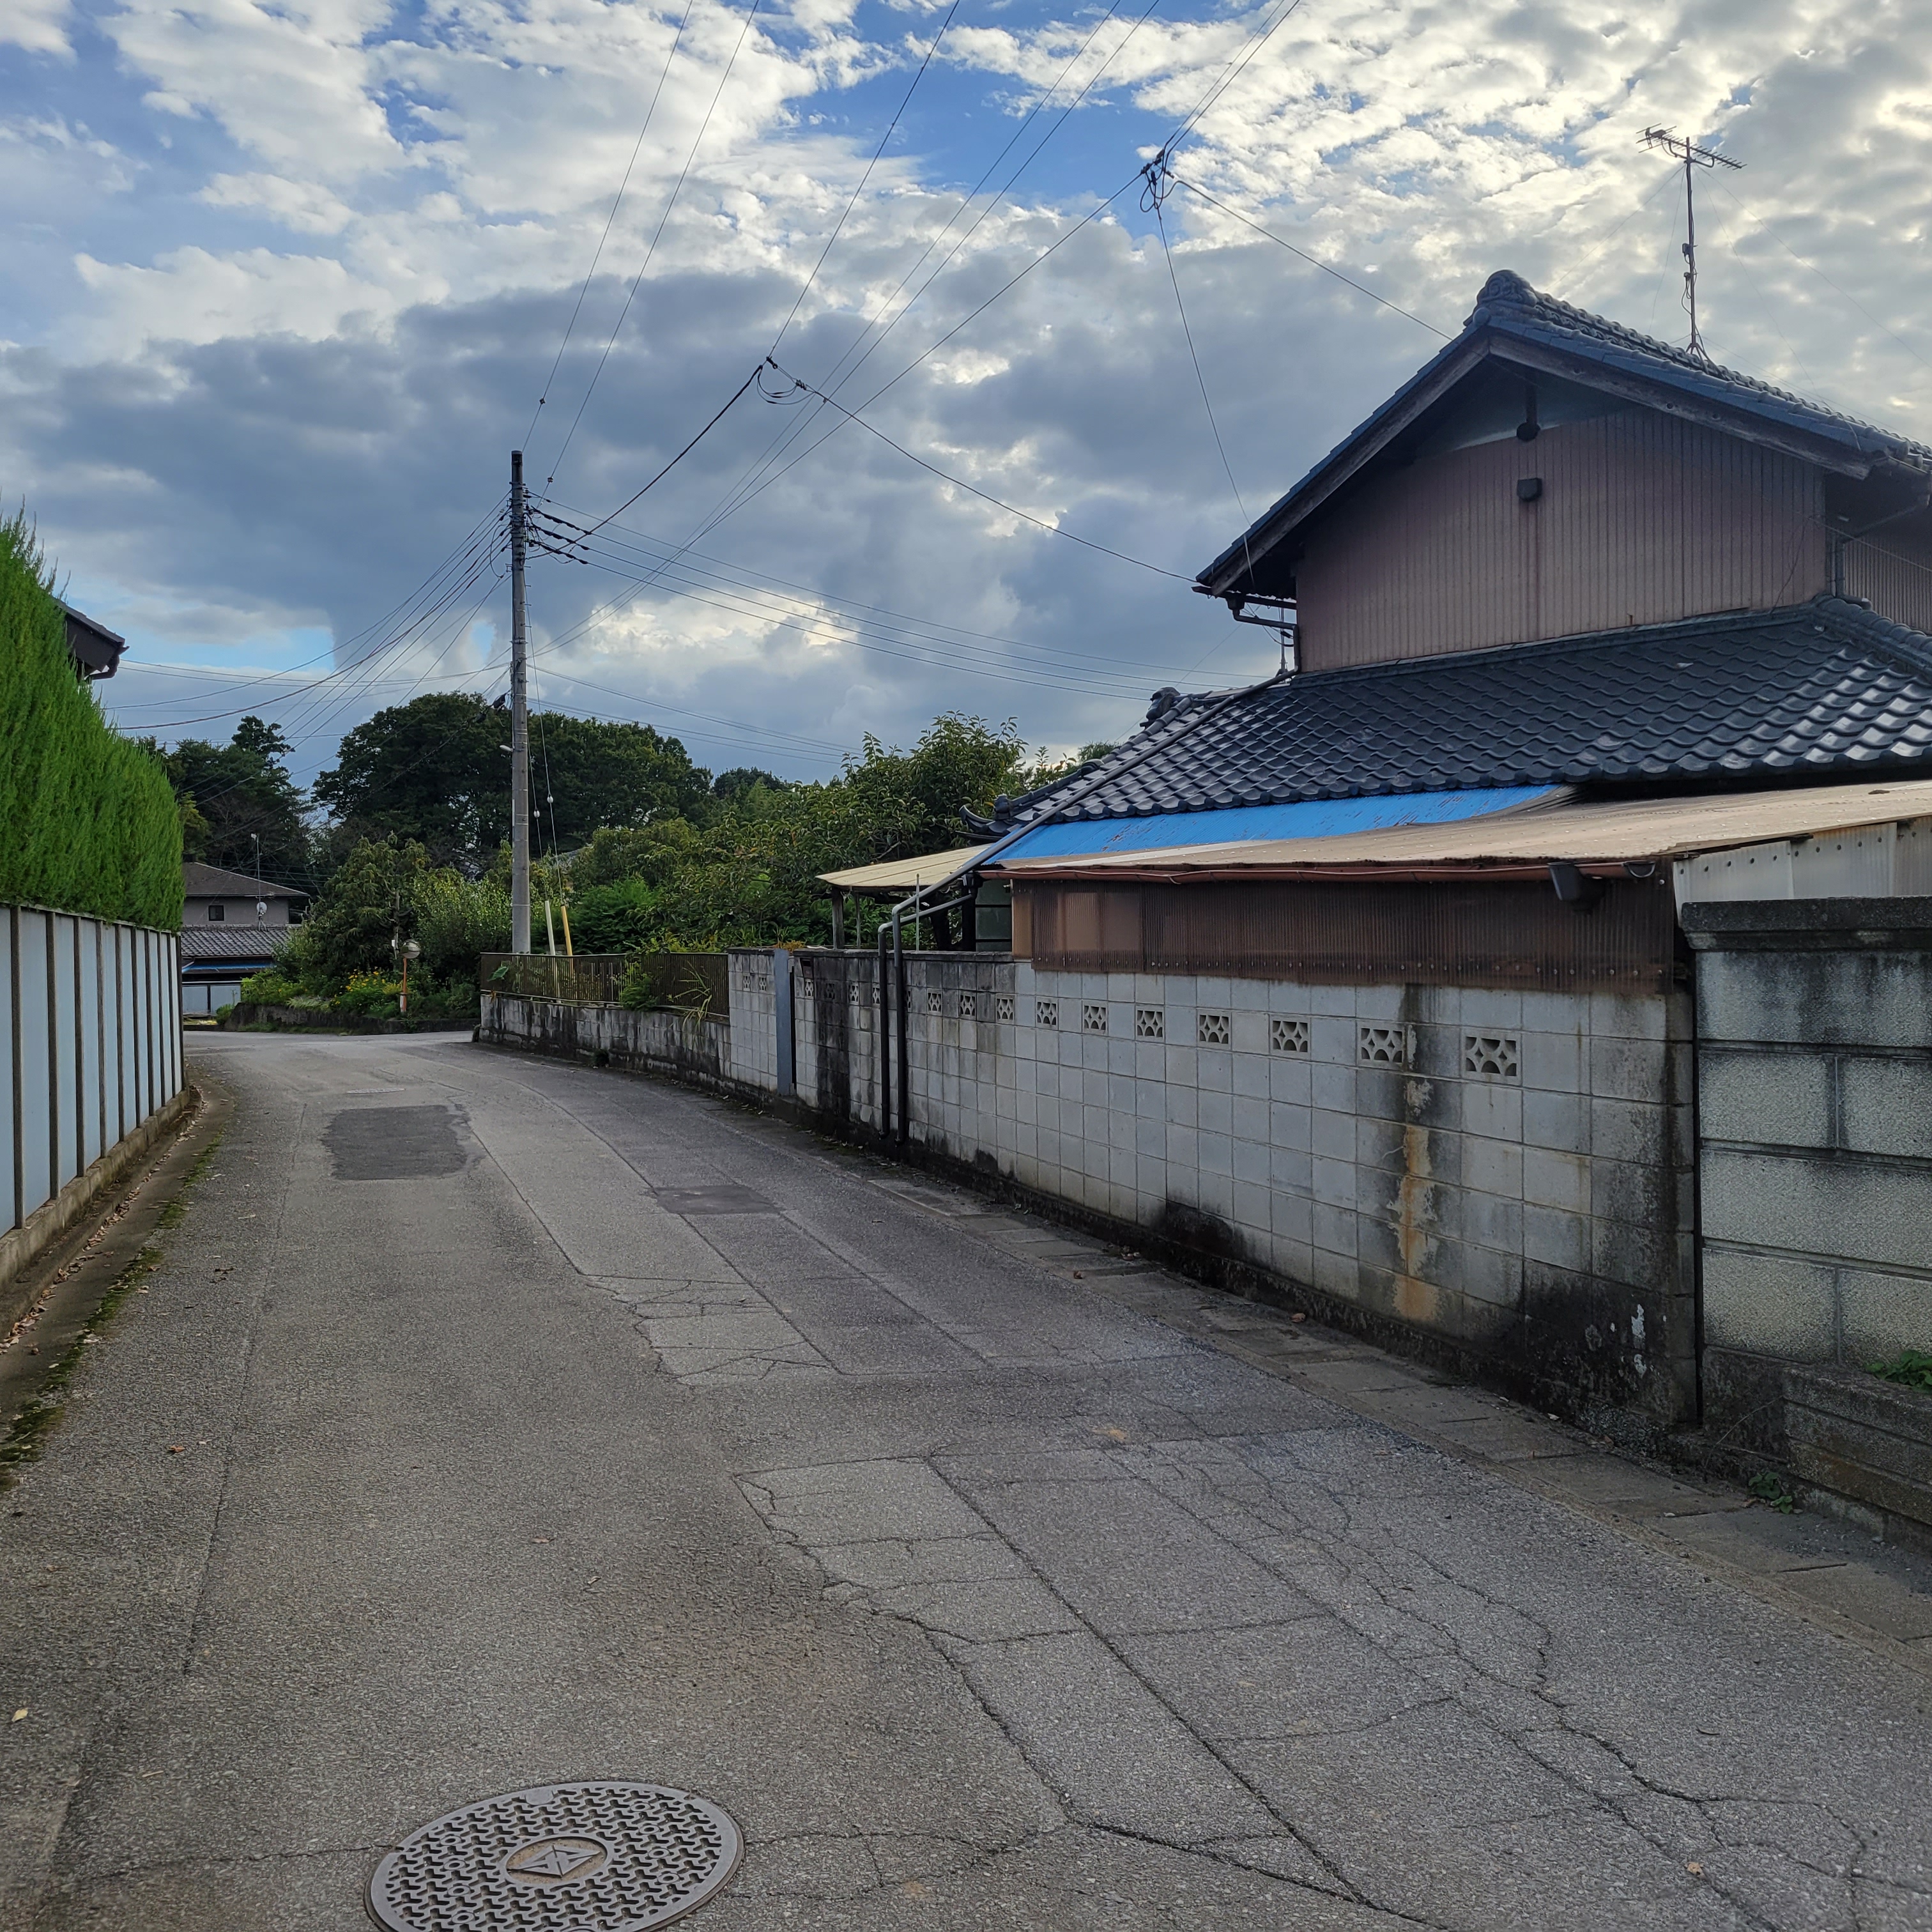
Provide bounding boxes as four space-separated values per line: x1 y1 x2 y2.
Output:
1294 411 1829 668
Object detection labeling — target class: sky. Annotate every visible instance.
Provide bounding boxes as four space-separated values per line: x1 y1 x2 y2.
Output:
4 0 1931 792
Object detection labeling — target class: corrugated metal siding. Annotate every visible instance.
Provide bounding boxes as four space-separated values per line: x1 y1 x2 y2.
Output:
1018 877 1680 990
1843 526 1932 636
1296 410 1828 670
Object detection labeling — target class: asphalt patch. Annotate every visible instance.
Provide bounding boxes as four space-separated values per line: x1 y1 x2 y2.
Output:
325 1105 466 1181
654 1185 774 1216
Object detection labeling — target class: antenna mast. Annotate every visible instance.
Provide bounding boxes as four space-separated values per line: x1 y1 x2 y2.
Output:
1641 127 1743 364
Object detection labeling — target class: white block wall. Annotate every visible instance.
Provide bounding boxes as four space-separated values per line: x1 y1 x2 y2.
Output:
726 947 1697 1418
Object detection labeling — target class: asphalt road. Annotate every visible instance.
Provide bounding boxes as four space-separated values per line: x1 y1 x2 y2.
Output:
3 1032 1929 1931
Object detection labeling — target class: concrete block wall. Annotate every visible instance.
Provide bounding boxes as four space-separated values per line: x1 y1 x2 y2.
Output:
1696 944 1932 1367
765 948 1696 1426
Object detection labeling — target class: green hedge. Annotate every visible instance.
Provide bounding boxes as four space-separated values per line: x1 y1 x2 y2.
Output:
0 512 181 930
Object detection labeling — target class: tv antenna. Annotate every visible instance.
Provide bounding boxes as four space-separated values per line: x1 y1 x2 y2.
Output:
1641 127 1742 364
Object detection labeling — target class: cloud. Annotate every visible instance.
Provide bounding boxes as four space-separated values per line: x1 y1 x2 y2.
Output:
3 0 1931 785
1 0 74 58
200 171 357 235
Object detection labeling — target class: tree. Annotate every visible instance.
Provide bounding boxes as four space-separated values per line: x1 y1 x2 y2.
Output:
529 712 710 847
313 693 509 873
314 694 711 873
164 716 310 887
711 767 788 803
280 836 431 990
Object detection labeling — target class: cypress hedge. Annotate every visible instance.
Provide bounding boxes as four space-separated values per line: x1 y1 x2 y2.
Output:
0 510 182 930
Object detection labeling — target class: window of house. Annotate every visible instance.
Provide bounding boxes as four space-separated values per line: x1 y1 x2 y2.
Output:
206 903 226 921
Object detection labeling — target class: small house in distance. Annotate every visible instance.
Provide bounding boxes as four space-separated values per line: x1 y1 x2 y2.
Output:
180 861 305 1015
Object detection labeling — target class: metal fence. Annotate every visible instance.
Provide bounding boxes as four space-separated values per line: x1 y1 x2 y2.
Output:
3 903 183 1232
480 952 729 1015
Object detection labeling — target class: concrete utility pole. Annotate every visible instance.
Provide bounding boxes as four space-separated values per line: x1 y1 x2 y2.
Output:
510 450 531 954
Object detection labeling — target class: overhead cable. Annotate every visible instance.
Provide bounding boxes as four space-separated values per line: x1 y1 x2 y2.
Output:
541 0 770 495
767 1 962 360
762 359 1190 579
1169 176 1448 335
521 0 703 452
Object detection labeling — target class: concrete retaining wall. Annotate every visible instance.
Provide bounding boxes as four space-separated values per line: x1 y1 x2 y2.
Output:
479 992 732 1094
1687 901 1932 1370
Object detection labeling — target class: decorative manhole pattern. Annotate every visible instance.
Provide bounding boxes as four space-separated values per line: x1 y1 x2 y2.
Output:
368 1782 742 1932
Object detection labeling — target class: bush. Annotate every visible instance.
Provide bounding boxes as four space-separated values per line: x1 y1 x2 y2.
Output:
414 870 509 983
240 969 302 1006
337 969 402 1016
0 509 182 928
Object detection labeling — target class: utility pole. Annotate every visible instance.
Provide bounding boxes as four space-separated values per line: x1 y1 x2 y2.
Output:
1641 127 1742 364
509 449 531 954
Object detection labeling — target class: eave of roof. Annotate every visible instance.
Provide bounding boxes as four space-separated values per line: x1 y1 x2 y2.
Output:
992 774 1932 882
1197 270 1932 597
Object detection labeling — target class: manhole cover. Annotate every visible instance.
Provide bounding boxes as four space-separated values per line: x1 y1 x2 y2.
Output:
368 1782 741 1931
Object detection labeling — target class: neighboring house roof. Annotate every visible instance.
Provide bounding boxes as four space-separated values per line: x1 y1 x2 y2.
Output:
180 926 286 966
182 862 306 901
994 774 1932 880
1199 268 1932 599
57 599 126 681
986 597 1932 826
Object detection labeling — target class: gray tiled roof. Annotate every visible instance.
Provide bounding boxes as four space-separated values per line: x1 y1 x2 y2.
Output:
180 925 288 965
1003 599 1932 825
182 861 305 901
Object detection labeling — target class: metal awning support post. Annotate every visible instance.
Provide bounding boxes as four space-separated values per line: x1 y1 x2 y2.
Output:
875 919 893 1142
874 878 976 1154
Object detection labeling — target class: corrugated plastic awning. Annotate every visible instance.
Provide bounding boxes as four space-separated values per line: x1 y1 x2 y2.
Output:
992 777 1932 879
819 844 990 895
995 786 1558 863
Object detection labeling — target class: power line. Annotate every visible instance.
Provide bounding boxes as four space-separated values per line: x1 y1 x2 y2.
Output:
760 360 1192 579
535 496 1226 673
700 0 1160 539
521 0 704 452
1711 172 1932 376
1167 176 1448 335
541 0 770 496
767 1 962 360
579 369 761 538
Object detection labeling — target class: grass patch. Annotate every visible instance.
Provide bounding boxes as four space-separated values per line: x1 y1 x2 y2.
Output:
0 1134 221 1487
1869 1350 1932 1395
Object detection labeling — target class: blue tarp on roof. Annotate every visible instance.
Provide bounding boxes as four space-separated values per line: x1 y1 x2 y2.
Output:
995 786 1556 864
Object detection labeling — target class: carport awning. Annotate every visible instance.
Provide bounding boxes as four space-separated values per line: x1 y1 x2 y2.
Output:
819 845 990 896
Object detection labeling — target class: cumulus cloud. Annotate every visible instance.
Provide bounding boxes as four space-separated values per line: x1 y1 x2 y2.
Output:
3 0 1930 779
